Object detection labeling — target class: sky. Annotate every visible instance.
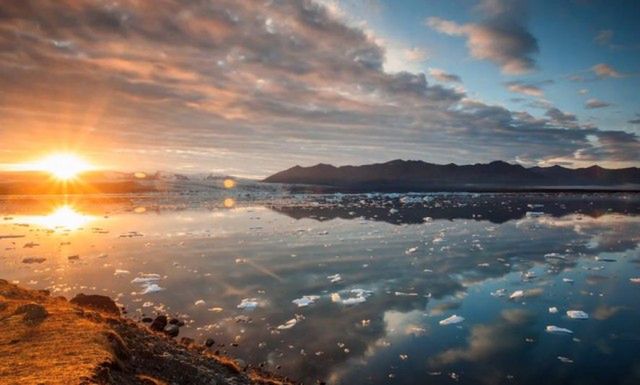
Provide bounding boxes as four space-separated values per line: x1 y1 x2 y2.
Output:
0 0 639 177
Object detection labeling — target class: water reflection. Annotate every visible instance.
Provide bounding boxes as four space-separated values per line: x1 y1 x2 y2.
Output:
1 193 639 384
10 205 96 231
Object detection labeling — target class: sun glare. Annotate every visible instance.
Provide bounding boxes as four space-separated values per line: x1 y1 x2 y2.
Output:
16 205 95 231
34 153 93 180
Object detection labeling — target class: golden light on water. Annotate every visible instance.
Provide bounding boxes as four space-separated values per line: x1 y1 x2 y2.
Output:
223 178 236 189
31 153 94 180
21 205 95 230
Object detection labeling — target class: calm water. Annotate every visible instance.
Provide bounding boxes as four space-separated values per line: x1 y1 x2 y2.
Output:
1 193 640 384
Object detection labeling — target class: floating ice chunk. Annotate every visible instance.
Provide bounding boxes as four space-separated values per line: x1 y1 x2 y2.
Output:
630 278 640 284
566 310 588 319
439 315 464 325
114 269 130 276
237 298 259 310
341 296 367 305
292 295 320 307
277 318 298 330
394 292 418 296
509 290 524 300
557 356 574 363
562 278 574 283
194 299 206 306
405 247 418 255
327 274 342 283
545 325 573 334
548 307 558 314
333 289 372 305
491 288 506 297
140 283 164 294
131 274 161 284
389 208 399 214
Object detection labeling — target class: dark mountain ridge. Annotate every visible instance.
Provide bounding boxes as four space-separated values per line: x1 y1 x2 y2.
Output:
263 159 640 192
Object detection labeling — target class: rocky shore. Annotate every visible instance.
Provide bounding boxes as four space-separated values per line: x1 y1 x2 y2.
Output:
0 279 293 385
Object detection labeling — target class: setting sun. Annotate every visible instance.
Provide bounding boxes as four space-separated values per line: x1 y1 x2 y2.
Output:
33 153 93 180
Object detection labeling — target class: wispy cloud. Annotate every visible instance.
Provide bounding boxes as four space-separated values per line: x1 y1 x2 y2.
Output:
585 98 612 109
504 80 552 97
426 0 538 74
428 68 462 83
592 63 623 78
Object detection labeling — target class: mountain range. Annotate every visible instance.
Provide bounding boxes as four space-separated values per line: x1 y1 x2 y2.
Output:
263 160 640 192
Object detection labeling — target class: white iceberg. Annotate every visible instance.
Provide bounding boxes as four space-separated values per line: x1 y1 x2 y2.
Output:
292 295 320 307
276 318 298 330
548 307 558 314
509 290 524 300
566 310 589 319
405 247 418 255
139 283 164 294
327 274 342 283
545 325 573 334
237 298 259 310
439 315 464 325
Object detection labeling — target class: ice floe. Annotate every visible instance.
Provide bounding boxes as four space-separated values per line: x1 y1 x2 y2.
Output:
327 273 342 283
439 315 464 325
545 325 573 334
292 295 320 307
237 298 259 310
566 310 589 319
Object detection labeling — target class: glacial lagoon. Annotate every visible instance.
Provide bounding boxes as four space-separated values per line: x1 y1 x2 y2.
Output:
1 193 639 384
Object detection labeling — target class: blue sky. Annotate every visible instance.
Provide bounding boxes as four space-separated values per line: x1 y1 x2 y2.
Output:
337 0 639 132
0 0 638 176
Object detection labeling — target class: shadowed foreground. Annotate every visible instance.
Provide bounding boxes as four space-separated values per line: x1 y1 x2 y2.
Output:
0 280 291 385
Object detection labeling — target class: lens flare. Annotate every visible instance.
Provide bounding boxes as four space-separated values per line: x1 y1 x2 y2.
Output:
33 153 93 180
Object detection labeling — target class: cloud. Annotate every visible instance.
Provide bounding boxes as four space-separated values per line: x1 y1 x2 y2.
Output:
504 80 551 97
404 47 428 62
592 63 622 78
428 68 462 83
585 98 612 109
425 0 538 74
594 29 614 46
0 0 637 175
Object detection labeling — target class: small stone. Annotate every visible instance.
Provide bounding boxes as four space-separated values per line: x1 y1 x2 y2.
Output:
205 338 215 347
141 317 153 323
164 324 180 337
15 303 48 325
150 315 168 332
70 293 120 315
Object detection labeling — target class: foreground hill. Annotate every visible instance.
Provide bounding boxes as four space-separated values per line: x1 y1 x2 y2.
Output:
0 279 290 385
263 160 640 191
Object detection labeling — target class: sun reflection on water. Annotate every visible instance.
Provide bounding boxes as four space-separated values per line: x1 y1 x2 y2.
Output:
22 205 95 231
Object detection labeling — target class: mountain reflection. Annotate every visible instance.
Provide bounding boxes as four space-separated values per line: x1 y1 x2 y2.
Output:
268 193 640 224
